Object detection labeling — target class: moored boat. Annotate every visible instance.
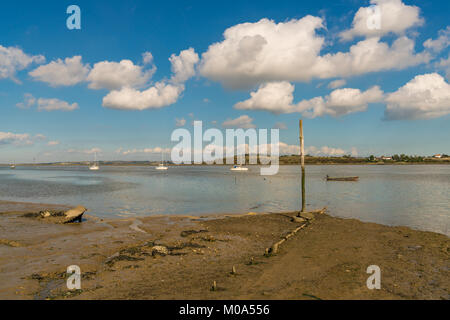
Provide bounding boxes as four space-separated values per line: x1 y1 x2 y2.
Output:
89 152 100 171
326 175 359 181
230 165 248 171
155 152 168 170
156 163 168 170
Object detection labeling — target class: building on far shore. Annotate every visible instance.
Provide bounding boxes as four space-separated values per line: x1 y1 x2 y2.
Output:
380 156 392 160
433 154 442 159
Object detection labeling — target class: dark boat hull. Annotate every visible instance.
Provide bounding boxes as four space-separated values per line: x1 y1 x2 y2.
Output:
326 176 359 181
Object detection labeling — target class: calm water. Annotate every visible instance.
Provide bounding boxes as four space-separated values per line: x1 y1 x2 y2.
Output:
0 165 449 235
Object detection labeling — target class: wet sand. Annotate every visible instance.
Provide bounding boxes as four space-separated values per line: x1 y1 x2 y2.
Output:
0 200 448 300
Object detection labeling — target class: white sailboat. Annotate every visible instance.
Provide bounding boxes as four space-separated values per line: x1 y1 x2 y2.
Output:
230 164 248 171
89 152 100 171
155 152 168 171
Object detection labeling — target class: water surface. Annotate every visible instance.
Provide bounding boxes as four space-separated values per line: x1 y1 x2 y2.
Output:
0 165 448 235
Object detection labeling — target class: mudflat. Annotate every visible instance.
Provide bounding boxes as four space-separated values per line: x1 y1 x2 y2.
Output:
0 200 448 300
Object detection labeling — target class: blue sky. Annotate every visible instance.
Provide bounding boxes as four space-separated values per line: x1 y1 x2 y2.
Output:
0 0 449 163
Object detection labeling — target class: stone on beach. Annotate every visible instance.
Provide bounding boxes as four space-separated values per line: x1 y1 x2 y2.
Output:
41 211 51 218
151 245 169 256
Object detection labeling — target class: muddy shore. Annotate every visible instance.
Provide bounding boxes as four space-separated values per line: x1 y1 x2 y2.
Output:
0 200 448 300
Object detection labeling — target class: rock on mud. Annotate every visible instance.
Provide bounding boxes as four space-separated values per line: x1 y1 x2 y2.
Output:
151 246 169 256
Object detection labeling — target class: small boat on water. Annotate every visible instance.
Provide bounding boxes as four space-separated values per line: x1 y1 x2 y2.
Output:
89 164 99 171
10 163 16 169
155 152 168 171
326 175 359 181
156 163 168 171
230 165 248 171
89 152 100 171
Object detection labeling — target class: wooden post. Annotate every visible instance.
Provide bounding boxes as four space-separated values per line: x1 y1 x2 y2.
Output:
299 120 306 214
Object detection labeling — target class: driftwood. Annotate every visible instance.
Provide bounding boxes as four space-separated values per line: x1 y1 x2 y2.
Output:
269 207 327 254
306 207 327 215
269 224 307 254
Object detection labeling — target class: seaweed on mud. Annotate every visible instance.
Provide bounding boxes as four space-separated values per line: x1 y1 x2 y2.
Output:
123 265 140 269
29 270 97 282
193 235 220 242
120 246 146 256
180 230 209 237
105 255 144 267
22 212 41 218
30 273 44 281
302 293 322 300
167 242 206 250
22 211 65 219
143 241 155 247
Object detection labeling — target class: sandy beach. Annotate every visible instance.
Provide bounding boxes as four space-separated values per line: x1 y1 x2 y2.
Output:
0 200 448 300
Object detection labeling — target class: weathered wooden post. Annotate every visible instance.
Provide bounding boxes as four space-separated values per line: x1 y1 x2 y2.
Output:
299 120 306 214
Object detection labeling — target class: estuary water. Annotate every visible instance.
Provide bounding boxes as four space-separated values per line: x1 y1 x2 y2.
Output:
0 165 449 235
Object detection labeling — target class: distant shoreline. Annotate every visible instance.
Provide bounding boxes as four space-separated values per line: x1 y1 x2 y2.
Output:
1 161 449 167
2 154 449 167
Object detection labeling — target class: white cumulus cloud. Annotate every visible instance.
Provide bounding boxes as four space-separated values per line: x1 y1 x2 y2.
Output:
273 122 287 130
0 45 45 83
102 48 199 110
199 15 428 89
222 115 256 129
424 26 450 53
29 56 90 86
328 79 347 89
16 93 36 109
235 81 384 117
37 98 79 112
175 118 187 127
16 94 79 112
0 132 33 145
87 58 156 90
235 82 298 114
47 141 60 146
276 142 349 156
67 147 102 155
306 146 347 156
299 86 384 118
102 83 183 110
340 0 423 41
169 48 200 83
437 55 450 80
121 147 171 155
142 52 154 65
385 73 450 120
